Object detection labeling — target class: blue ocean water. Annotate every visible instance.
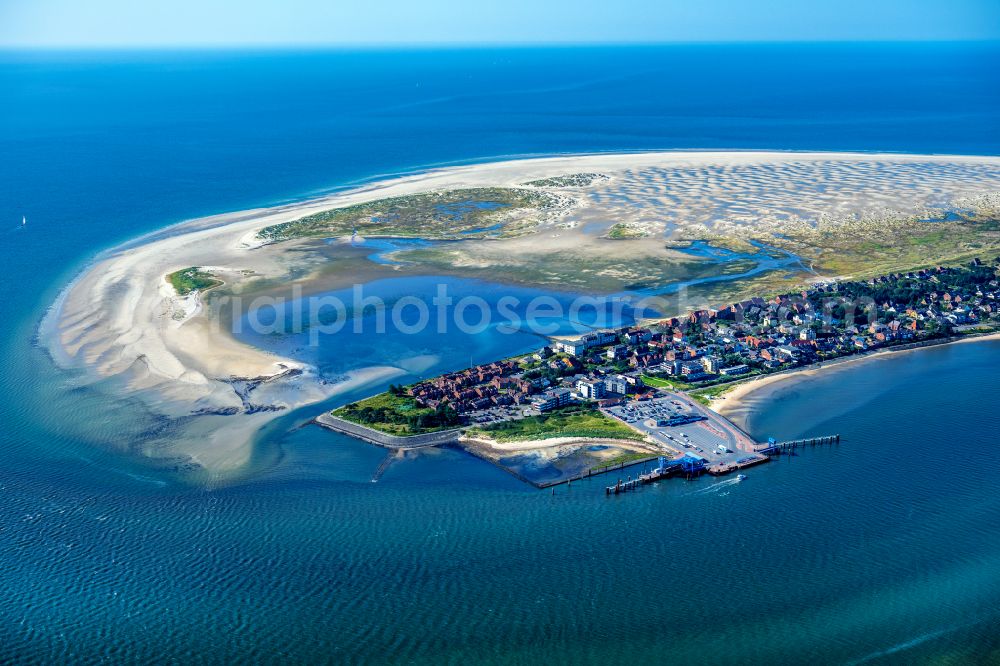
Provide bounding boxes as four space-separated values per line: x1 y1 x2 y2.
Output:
235 275 650 379
2 44 1000 662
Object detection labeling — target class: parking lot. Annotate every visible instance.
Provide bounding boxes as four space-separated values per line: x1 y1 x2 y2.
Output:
603 395 756 466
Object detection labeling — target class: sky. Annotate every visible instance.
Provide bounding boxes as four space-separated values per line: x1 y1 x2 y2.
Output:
1 0 998 48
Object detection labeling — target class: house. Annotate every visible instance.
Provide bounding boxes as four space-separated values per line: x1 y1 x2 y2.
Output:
606 344 627 360
775 345 798 360
533 346 553 360
719 364 750 376
623 328 652 345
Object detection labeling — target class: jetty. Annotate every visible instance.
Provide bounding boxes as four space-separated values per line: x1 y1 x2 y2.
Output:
532 455 660 490
605 435 841 495
706 453 769 475
605 456 707 494
370 450 402 483
758 434 841 456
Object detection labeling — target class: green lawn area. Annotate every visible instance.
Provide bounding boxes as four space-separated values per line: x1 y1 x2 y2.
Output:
688 383 740 407
333 390 460 436
466 405 644 443
640 374 693 390
166 267 222 296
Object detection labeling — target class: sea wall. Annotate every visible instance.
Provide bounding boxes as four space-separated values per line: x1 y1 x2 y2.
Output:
314 413 463 449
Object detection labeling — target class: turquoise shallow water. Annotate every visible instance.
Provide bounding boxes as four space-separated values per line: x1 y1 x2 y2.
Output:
3 45 1000 662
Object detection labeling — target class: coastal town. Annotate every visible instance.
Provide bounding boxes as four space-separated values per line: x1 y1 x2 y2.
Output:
336 259 1000 440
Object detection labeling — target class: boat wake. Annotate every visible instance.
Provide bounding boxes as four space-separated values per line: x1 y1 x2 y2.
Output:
845 625 958 665
689 477 743 496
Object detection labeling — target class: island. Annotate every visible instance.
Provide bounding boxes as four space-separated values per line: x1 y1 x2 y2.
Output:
39 151 1000 477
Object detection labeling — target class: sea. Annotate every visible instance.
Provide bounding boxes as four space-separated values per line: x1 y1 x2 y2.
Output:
2 44 1000 663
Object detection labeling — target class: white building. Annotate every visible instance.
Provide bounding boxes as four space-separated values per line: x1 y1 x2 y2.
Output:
576 380 606 400
701 355 721 374
557 331 616 356
603 375 630 395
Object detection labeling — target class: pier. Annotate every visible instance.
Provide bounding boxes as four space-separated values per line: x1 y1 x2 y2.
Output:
606 476 641 495
605 456 706 494
706 453 769 475
535 455 659 490
759 434 840 456
605 434 842 495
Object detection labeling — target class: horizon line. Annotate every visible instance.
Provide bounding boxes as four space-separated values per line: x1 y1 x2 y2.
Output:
2 38 999 52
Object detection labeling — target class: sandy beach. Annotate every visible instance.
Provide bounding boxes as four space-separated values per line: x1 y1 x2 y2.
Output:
458 434 659 486
713 332 1000 430
38 150 1000 474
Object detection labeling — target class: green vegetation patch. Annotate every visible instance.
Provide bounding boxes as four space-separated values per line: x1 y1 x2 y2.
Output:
607 223 648 240
764 212 1000 279
257 188 559 243
639 374 694 391
591 451 657 472
667 236 760 255
688 383 740 407
467 404 644 443
955 325 999 337
523 173 607 188
333 387 461 436
167 267 222 296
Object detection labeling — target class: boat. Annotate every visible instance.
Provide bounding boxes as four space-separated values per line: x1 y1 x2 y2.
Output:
736 474 747 481
21 216 26 227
